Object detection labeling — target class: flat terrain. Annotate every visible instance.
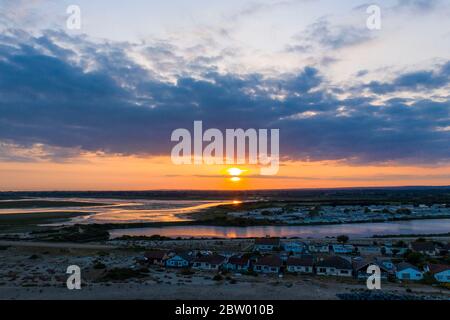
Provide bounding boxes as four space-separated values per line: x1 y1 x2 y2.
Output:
0 244 448 300
0 200 108 209
0 211 92 232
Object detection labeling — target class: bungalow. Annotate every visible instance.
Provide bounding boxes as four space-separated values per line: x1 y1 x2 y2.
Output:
395 262 423 281
144 250 169 266
383 246 408 256
357 245 382 256
283 241 307 254
223 255 251 272
374 257 395 273
439 243 450 256
353 259 389 280
307 243 330 253
254 238 281 252
165 253 193 268
253 255 283 274
425 264 450 283
410 241 439 257
192 254 227 271
316 256 353 277
331 244 355 254
286 256 314 274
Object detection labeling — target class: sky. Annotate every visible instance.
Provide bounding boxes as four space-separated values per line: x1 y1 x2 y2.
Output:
0 0 449 190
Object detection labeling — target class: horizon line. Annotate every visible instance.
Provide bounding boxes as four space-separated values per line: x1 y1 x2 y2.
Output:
1 184 450 193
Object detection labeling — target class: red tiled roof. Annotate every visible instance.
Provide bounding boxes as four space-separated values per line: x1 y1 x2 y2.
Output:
144 250 167 260
396 262 420 272
255 255 283 267
352 258 389 272
286 256 314 267
228 256 250 266
193 254 226 265
316 256 352 269
427 264 450 275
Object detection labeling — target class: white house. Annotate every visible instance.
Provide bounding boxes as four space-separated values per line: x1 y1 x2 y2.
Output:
286 256 314 273
316 256 353 277
165 254 192 268
357 245 382 256
395 262 423 281
283 241 307 254
253 255 283 274
353 258 389 280
192 254 226 271
308 243 330 253
331 244 355 254
425 264 450 283
254 238 281 252
223 255 251 272
144 250 169 266
439 243 450 256
409 241 439 257
374 257 395 272
383 246 408 256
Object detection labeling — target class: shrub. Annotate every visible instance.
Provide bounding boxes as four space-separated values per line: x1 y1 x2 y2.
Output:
337 235 349 244
100 268 147 281
243 270 258 277
404 251 425 265
420 273 437 285
93 262 106 269
180 269 194 276
213 274 223 281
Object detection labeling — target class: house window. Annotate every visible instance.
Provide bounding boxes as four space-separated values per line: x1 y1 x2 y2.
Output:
271 267 277 272
319 268 326 273
256 266 261 271
402 273 410 279
211 264 216 268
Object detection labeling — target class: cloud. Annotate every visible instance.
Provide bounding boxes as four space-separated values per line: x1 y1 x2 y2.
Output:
0 29 448 166
396 0 441 12
366 61 450 94
288 19 374 52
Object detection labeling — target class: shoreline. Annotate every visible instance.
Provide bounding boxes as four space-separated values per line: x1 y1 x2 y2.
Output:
108 218 450 240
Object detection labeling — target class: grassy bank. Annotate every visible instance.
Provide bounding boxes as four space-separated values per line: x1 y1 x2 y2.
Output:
0 211 92 232
0 200 108 209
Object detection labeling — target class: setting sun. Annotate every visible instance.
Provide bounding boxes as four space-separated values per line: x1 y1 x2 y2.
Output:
227 168 245 176
230 177 241 182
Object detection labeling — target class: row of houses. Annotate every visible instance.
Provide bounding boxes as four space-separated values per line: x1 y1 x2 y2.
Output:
142 250 450 283
254 238 450 257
